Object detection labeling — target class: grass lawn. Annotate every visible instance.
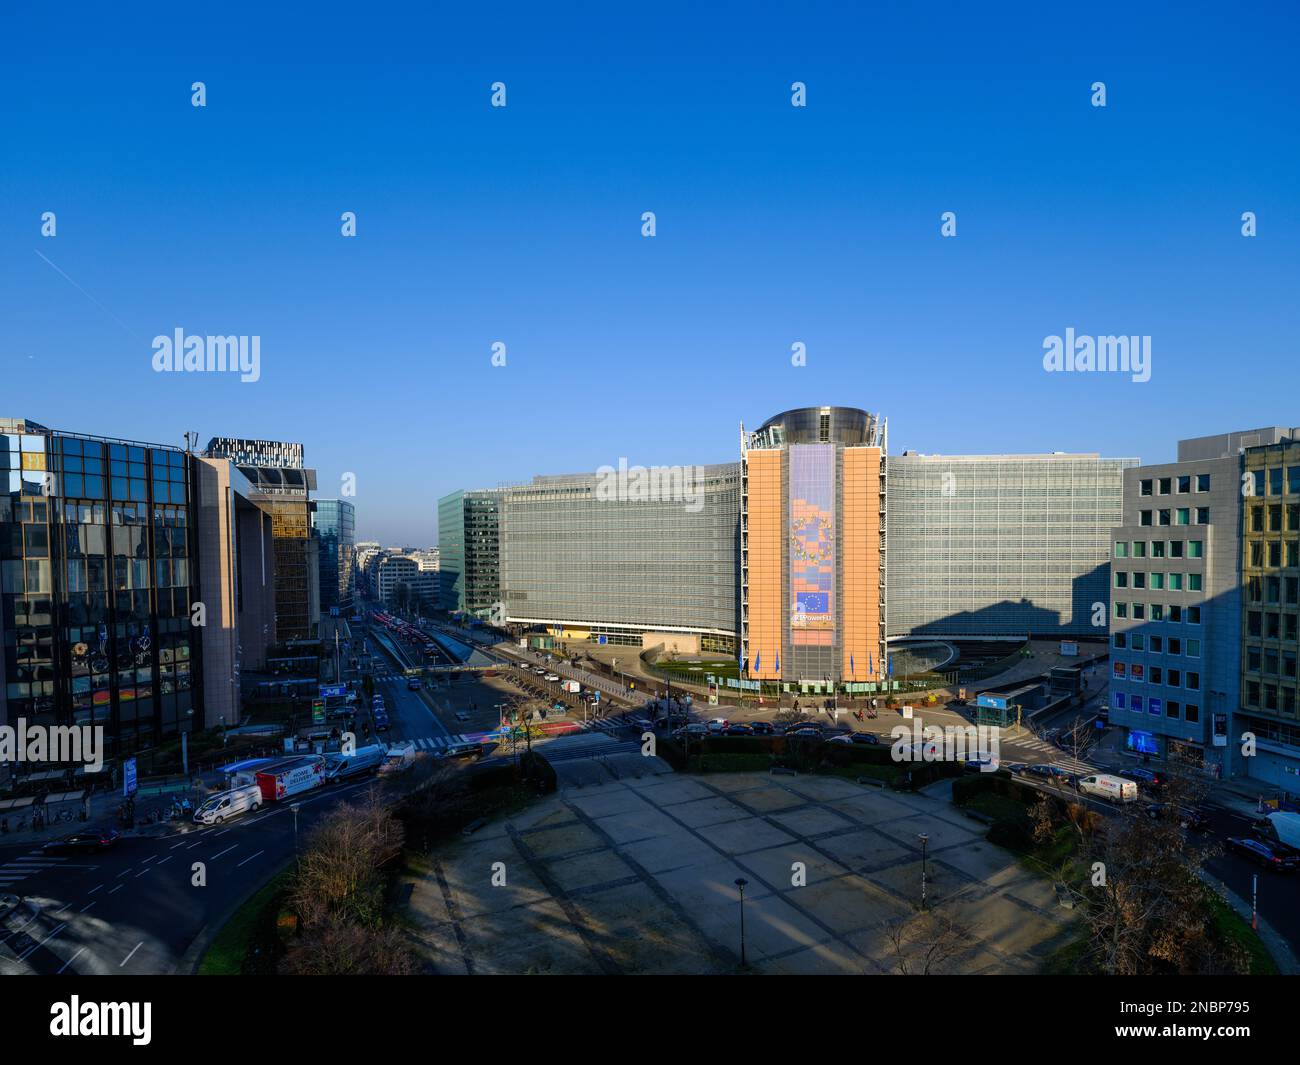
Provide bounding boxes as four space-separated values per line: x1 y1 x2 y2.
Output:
198 869 292 976
1208 893 1279 976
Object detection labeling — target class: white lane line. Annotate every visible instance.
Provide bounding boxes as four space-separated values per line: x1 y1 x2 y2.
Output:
120 942 143 967
134 867 151 878
87 884 104 895
18 922 66 961
236 850 264 868
79 901 96 914
169 841 188 850
153 855 173 868
57 946 87 974
108 885 123 895
209 845 238 861
115 868 133 879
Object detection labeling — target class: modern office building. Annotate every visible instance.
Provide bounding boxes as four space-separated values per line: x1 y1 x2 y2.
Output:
205 438 319 641
375 553 420 608
741 407 887 688
1107 428 1296 778
886 452 1135 639
437 489 502 615
1238 433 1300 789
313 499 356 615
193 457 277 730
501 464 742 651
1 419 201 757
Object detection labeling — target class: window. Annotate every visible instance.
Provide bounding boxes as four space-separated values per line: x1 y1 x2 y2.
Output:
1112 633 1127 649
1176 508 1190 525
1196 473 1211 492
1185 704 1199 723
1132 541 1147 558
1114 541 1128 558
1186 672 1200 691
1132 634 1146 651
1169 573 1183 590
1270 468 1284 496
1150 668 1163 688
1188 573 1203 592
1196 507 1209 524
1289 466 1300 495
1158 509 1171 526
1188 606 1201 623
1151 604 1165 621
1133 603 1146 620
1152 541 1166 558
1177 475 1191 494
1168 701 1181 719
1140 511 1153 527
1150 573 1165 590
1169 669 1181 687
1140 479 1153 496
1169 540 1183 558
1159 477 1172 495
1188 540 1203 558
1168 637 1181 655
1115 571 1128 588
1150 635 1163 653
1253 471 1267 498
1169 605 1182 622
1133 572 1146 589
1114 601 1128 619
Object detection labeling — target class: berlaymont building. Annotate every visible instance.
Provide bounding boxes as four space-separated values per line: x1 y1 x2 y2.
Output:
487 406 1135 691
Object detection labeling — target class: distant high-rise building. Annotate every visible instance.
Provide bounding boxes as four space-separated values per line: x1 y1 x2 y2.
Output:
313 499 355 615
205 438 318 641
438 489 502 615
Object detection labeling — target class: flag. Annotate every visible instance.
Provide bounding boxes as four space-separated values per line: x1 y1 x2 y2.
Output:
888 655 893 676
775 653 780 672
850 654 855 678
755 651 761 672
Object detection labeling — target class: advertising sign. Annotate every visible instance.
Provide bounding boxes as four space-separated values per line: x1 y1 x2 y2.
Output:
123 757 138 798
790 444 835 646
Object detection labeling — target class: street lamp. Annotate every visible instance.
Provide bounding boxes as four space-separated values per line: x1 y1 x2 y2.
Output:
291 803 303 858
734 877 749 968
918 832 929 910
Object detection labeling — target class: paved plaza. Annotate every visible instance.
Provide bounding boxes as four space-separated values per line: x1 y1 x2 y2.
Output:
401 771 1078 974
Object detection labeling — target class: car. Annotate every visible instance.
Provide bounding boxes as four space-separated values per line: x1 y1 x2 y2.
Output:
373 710 391 732
748 721 776 736
725 724 754 736
963 752 1000 772
1118 767 1164 792
444 740 497 760
408 678 422 691
1146 803 1210 832
849 731 880 745
43 828 121 854
825 734 854 745
1226 836 1300 871
544 674 561 682
672 724 709 740
1024 763 1072 784
785 727 822 739
1004 762 1030 776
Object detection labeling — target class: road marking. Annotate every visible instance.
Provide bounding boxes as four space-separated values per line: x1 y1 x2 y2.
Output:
57 946 86 974
79 901 97 913
236 850 264 868
210 845 238 861
213 828 232 838
153 855 173 867
120 942 142 967
169 841 188 850
108 885 123 895
115 868 133 878
134 867 151 878
18 922 66 962
87 883 103 894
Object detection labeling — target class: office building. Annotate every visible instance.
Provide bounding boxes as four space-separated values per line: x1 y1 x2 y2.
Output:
1238 433 1300 788
740 407 886 687
313 499 356 615
886 451 1135 638
437 489 502 615
1108 428 1295 777
501 465 741 651
1 419 200 756
205 438 318 641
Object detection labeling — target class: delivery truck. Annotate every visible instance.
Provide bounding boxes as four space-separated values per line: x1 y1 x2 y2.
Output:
254 756 325 802
562 680 581 694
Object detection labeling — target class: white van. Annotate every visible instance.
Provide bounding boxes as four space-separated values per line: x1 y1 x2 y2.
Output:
1077 774 1138 804
193 784 263 825
379 741 416 776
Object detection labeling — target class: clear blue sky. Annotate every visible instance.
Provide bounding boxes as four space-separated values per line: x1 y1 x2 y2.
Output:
3 1 1297 545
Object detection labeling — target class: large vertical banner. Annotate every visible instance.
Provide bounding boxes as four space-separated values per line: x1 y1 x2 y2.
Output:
790 444 834 645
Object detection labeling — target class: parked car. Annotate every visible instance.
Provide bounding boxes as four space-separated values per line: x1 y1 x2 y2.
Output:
725 724 754 736
1118 767 1164 792
785 727 822 739
850 732 880 746
43 827 121 854
825 734 854 745
444 740 493 760
749 721 776 736
672 724 709 740
1005 762 1030 776
1024 763 1073 784
1145 803 1210 832
544 674 561 682
1226 836 1300 871
373 709 391 732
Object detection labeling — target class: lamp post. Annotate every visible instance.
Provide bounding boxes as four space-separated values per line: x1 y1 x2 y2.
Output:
918 832 929 910
734 877 749 968
291 802 302 860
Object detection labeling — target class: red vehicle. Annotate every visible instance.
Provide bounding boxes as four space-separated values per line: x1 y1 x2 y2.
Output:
254 756 325 802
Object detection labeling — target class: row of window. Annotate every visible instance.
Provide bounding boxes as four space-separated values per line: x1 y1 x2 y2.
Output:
1243 682 1298 716
1114 539 1204 559
1246 611 1300 641
1112 691 1201 722
1138 507 1211 526
1245 646 1299 678
1112 633 1201 656
1139 474 1212 496
1249 504 1300 533
1247 467 1300 498
1113 662 1201 689
1247 540 1300 568
1115 571 1204 591
1114 602 1203 623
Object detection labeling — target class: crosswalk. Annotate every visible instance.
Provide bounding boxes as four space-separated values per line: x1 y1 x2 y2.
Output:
1006 734 1096 773
0 851 73 889
397 728 644 763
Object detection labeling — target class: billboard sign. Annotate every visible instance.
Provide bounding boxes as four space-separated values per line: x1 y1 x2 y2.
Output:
790 444 835 646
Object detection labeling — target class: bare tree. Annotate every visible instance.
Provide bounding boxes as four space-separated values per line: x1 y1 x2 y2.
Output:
883 904 973 975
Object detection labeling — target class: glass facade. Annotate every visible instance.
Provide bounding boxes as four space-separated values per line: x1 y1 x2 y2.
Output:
886 453 1134 637
500 466 740 641
1 423 198 756
313 499 355 612
438 489 502 615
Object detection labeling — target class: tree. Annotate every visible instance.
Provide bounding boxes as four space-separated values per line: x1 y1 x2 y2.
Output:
883 903 972 975
393 581 411 614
